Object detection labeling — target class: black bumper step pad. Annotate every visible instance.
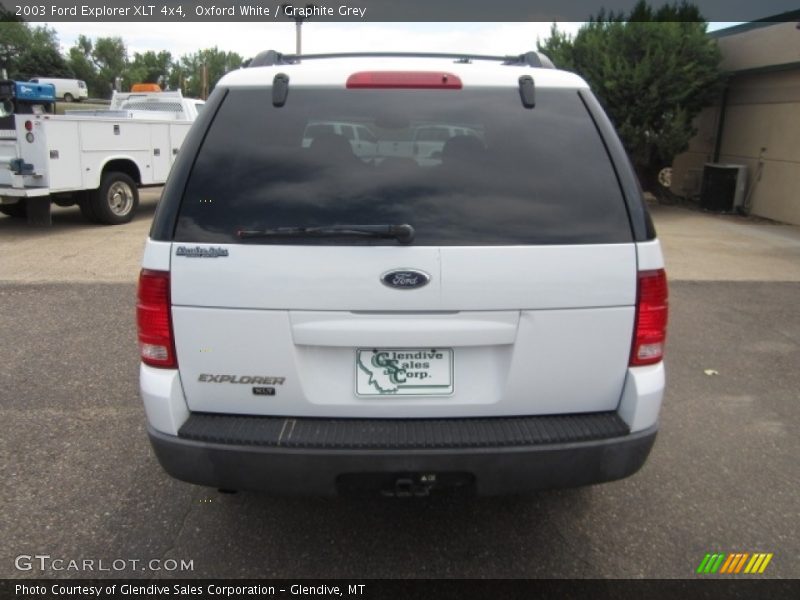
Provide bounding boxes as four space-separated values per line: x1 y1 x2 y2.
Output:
178 411 630 450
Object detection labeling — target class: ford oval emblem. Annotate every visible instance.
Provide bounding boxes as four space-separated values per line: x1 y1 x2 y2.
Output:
381 269 431 290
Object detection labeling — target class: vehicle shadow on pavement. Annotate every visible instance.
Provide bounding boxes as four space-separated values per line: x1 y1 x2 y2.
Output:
161 485 596 578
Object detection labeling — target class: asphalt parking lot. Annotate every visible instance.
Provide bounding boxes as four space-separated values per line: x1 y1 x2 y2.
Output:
1 195 798 578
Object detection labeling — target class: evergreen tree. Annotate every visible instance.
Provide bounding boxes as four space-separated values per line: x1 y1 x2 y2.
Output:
539 1 723 191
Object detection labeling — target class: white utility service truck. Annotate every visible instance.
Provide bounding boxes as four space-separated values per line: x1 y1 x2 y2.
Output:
0 86 203 225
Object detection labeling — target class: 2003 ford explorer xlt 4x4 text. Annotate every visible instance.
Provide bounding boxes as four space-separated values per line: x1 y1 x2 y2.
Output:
136 50 668 496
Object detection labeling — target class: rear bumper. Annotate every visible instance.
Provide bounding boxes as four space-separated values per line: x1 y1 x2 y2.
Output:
147 414 657 495
0 187 49 199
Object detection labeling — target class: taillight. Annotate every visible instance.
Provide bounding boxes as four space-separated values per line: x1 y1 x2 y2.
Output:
630 269 668 366
137 269 176 368
346 71 463 89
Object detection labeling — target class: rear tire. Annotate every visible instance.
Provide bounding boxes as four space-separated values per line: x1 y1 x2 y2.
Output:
63 93 74 102
0 201 27 218
90 172 139 225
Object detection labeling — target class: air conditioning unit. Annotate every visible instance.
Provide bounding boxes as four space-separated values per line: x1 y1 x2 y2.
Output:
699 164 747 212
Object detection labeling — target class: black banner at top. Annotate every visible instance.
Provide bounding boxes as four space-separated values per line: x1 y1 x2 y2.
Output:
2 0 799 22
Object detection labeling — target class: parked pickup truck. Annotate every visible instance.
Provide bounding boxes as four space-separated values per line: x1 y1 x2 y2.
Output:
66 90 205 122
0 83 204 225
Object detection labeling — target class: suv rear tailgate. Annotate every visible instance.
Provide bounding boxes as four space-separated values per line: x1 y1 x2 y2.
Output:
170 243 635 418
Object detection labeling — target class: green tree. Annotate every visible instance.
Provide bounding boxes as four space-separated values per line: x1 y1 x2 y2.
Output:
538 1 723 191
171 47 243 98
127 50 173 87
0 22 72 80
66 35 101 95
91 36 127 98
17 26 72 79
0 22 29 76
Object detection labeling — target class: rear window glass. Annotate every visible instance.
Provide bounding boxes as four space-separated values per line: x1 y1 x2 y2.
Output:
175 87 632 245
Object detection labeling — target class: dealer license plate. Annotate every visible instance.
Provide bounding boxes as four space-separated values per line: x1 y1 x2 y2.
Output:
355 348 454 396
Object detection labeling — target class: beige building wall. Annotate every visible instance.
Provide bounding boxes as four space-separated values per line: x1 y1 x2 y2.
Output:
670 106 718 198
717 22 800 72
670 22 800 225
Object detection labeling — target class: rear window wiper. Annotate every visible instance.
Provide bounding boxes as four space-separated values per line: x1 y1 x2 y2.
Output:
238 224 415 244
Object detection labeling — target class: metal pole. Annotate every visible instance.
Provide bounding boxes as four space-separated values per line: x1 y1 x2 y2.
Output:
281 3 312 60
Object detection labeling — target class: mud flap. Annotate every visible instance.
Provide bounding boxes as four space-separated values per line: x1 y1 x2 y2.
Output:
26 196 51 226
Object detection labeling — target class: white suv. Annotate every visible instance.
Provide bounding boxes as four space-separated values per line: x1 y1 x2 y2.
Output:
138 51 668 495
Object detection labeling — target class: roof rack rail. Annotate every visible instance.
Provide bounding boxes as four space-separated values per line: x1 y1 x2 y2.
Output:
247 50 555 69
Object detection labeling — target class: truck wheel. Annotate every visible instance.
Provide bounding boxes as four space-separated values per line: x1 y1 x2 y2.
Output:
63 93 74 102
0 201 27 218
91 172 139 225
